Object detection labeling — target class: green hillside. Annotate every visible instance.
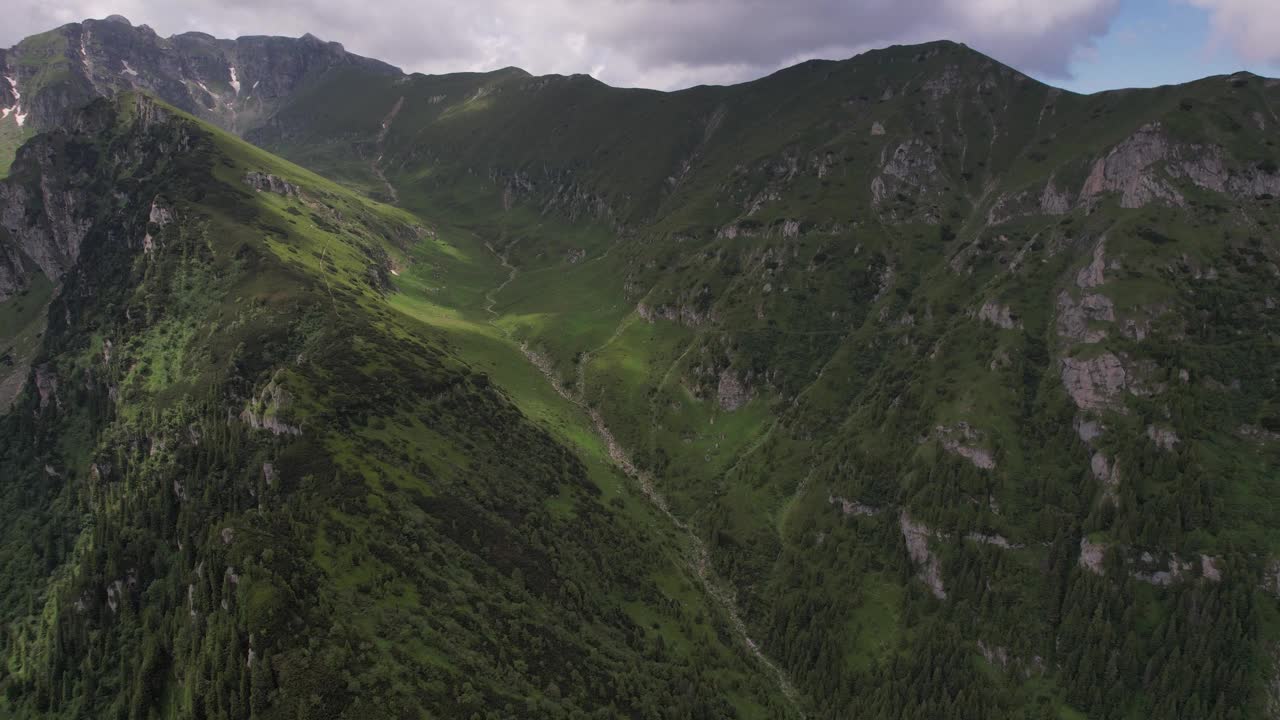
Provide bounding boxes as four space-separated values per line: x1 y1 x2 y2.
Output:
0 95 798 719
250 41 1280 720
1 24 1279 720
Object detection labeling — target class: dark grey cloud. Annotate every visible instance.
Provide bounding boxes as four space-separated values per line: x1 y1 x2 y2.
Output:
3 0 1125 89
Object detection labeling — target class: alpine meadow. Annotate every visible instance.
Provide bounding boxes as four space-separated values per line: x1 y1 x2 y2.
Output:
0 10 1279 720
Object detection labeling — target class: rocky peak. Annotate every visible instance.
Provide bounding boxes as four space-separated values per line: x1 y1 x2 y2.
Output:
0 94 187 298
0 19 401 142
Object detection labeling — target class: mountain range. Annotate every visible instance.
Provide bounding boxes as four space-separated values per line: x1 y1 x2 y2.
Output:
1 14 1279 720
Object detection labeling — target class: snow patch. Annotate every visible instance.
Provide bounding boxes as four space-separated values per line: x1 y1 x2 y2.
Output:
229 66 241 94
3 75 24 126
121 60 138 76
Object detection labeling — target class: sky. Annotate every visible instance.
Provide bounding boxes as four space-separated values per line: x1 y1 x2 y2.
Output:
2 0 1279 93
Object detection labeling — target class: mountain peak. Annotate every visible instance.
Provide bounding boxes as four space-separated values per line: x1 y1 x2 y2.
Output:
102 14 133 26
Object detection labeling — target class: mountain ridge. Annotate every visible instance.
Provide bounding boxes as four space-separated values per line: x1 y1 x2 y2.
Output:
1 14 1279 720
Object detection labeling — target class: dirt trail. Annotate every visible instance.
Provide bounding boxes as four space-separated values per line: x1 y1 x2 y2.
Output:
482 246 805 715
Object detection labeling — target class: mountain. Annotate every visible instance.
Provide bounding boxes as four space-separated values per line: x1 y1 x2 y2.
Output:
0 92 797 719
0 15 397 175
2 17 1280 720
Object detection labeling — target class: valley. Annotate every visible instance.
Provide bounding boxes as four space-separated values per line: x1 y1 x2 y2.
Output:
0 15 1278 720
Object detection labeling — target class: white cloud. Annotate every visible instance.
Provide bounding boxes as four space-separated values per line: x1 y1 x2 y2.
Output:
0 0 1122 90
1186 0 1280 63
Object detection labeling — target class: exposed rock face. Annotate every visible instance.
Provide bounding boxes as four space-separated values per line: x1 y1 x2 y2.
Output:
34 363 59 413
0 145 95 299
240 372 302 435
1075 416 1104 443
2 18 399 136
1056 291 1113 344
143 198 175 252
1080 124 1182 208
1076 241 1108 289
1266 561 1280 599
966 532 1018 549
1077 123 1280 209
935 422 996 469
1039 177 1072 214
1061 353 1127 412
978 300 1019 330
1131 551 1193 586
149 199 174 226
243 171 300 197
829 495 882 517
977 640 1045 679
1200 555 1221 582
1079 537 1107 575
900 512 946 599
1 94 187 297
1146 424 1180 451
1081 541 1220 586
1239 425 1280 444
106 579 126 613
492 166 615 222
1090 452 1117 489
978 640 1010 669
637 301 711 327
871 140 941 220
716 369 750 411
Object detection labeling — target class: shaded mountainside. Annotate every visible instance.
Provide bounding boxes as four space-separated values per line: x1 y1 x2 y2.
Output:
0 95 796 719
251 39 1280 720
0 15 397 175
1 20 1280 720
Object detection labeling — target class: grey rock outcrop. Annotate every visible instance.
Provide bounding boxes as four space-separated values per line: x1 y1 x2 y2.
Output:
1146 424 1180 451
978 300 1020 330
1076 241 1108 289
1079 537 1107 575
243 171 300 197
1078 123 1280 209
900 512 946 599
871 140 941 221
1056 291 1114 344
716 369 750 411
1061 353 1127 412
1 17 399 136
935 422 996 470
0 147 94 300
829 495 882 517
1080 124 1183 208
240 372 302 435
1075 416 1104 443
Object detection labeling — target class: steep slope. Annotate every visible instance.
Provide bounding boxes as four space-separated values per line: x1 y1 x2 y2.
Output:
0 15 398 176
250 41 1280 719
0 95 798 719
3 21 1280 719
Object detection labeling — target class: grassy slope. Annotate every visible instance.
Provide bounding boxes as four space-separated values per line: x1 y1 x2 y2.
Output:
250 42 1280 719
0 34 1275 718
0 97 797 719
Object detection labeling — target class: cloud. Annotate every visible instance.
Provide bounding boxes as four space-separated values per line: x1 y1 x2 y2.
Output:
0 0 1122 90
1186 0 1280 64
